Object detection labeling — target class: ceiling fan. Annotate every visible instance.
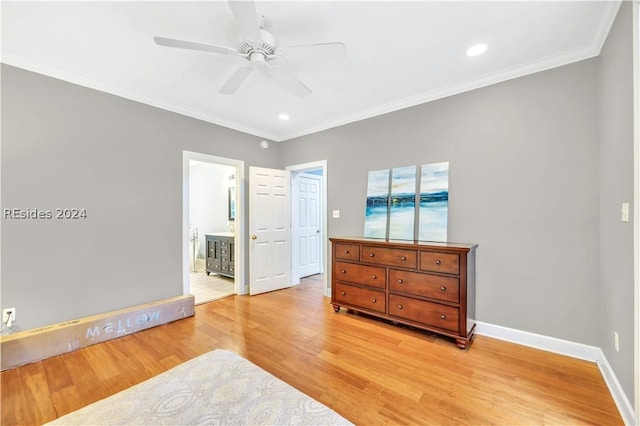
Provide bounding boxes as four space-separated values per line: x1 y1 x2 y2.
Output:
153 0 346 97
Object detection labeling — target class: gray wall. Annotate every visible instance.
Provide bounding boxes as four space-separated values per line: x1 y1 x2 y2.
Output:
1 65 281 330
281 57 602 346
597 1 634 403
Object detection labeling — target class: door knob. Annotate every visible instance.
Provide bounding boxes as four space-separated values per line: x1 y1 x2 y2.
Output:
251 235 257 240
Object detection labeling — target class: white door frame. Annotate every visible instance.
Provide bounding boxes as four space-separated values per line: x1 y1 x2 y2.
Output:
286 160 329 296
182 151 246 296
633 0 639 419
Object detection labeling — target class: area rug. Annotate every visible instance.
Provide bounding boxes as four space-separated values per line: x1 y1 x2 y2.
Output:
46 349 352 425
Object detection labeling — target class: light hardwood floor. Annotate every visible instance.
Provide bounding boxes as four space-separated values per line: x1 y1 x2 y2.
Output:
1 275 623 425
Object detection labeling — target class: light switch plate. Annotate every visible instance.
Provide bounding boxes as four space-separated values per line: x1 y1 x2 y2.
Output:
332 210 340 219
621 202 629 222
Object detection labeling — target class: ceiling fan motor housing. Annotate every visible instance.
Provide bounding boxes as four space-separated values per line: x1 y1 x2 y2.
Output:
238 29 276 65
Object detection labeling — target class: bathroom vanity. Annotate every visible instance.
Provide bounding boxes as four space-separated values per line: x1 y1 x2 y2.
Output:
205 233 235 278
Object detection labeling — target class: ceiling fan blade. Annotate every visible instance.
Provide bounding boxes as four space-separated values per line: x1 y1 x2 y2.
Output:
228 0 262 43
264 64 311 98
219 65 254 95
281 42 346 61
154 36 238 56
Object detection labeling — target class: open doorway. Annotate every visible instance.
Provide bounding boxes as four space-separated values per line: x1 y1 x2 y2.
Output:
287 160 329 297
182 151 245 304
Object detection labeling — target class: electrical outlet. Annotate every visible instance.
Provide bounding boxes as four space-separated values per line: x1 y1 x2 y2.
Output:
2 308 16 324
614 331 620 352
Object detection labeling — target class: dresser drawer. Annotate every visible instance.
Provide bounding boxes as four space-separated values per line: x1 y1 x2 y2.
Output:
334 243 360 261
334 261 386 289
362 246 417 269
388 295 459 332
420 251 460 275
389 269 459 303
334 283 385 314
207 260 222 271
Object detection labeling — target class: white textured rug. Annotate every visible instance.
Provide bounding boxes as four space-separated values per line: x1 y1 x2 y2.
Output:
47 349 352 425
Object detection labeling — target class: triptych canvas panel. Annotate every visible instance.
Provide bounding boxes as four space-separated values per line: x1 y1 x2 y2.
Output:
364 162 448 242
364 169 390 239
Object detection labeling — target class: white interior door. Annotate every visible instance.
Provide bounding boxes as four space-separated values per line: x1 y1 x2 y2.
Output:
249 166 291 295
295 173 321 278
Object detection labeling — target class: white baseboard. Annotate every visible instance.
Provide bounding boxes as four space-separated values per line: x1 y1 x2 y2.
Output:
476 321 636 425
596 348 638 426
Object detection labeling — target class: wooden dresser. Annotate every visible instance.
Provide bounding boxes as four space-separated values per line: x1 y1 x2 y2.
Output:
330 237 477 349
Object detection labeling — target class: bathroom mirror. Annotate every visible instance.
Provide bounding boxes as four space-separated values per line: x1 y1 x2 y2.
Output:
228 187 236 221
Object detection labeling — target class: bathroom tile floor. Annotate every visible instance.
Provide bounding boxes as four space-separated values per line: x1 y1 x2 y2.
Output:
189 260 235 305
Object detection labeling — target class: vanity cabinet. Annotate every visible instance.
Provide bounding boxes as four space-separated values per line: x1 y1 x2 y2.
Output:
205 233 235 278
330 237 477 349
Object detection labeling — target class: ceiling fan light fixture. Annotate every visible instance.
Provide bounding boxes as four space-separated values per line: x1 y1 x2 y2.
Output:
466 43 488 57
154 0 345 98
278 113 290 120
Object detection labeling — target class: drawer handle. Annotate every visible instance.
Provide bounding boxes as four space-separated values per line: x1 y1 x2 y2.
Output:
341 270 346 274
341 291 346 296
344 250 349 254
369 253 375 257
397 279 404 284
435 260 442 265
440 286 447 291
397 304 403 310
401 256 407 261
371 298 377 303
372 275 377 279
440 314 446 319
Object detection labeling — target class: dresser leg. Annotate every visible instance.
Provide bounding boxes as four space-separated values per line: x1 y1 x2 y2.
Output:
455 338 467 349
332 304 341 313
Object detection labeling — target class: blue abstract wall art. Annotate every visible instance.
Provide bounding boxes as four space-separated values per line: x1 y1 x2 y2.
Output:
389 165 416 240
364 169 390 239
364 162 449 242
418 162 449 242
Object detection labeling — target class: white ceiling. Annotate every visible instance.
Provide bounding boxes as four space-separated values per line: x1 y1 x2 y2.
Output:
1 1 621 142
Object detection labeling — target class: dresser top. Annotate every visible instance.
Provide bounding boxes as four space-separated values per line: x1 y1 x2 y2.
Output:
329 236 477 251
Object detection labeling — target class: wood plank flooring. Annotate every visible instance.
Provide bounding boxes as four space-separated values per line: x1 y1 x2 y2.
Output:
1 275 623 425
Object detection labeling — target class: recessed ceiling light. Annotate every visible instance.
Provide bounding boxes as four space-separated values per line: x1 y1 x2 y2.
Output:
466 43 488 57
278 113 290 120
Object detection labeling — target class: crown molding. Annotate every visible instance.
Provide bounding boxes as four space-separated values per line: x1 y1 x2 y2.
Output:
279 41 602 141
0 53 278 141
1 0 622 143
